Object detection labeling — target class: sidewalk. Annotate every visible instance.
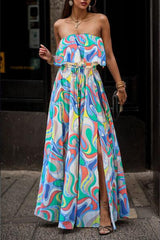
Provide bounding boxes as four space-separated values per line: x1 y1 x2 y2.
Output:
1 170 160 240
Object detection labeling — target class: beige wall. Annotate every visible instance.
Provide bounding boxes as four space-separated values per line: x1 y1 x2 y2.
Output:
50 0 65 86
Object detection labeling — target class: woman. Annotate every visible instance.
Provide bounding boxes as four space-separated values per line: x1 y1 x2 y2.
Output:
34 0 130 235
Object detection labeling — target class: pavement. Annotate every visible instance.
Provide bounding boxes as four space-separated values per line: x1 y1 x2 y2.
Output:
1 170 160 240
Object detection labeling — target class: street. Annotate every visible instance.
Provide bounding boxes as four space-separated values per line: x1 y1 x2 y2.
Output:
1 170 160 240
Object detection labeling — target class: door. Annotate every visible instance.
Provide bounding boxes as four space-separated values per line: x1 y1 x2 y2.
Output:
97 0 151 171
0 0 51 112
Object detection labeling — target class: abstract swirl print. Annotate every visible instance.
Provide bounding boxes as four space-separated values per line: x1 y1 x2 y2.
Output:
34 33 130 230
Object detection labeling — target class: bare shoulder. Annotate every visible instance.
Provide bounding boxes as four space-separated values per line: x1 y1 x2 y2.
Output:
96 13 110 25
53 18 65 29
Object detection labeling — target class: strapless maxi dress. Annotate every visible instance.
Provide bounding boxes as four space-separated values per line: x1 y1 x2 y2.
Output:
34 33 130 230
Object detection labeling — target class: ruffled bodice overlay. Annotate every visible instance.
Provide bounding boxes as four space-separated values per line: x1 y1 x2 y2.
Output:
53 33 106 67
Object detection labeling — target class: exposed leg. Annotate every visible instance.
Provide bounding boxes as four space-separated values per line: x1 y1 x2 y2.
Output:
97 130 113 234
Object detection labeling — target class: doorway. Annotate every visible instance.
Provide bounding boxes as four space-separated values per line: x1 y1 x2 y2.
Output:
97 0 151 172
0 0 51 112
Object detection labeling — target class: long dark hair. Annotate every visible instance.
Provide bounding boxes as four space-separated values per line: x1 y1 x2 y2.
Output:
61 0 98 18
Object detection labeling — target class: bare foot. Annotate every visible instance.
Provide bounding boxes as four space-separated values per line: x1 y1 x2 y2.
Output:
99 200 113 235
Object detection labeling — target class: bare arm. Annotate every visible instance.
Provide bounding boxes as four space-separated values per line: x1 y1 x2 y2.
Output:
38 19 61 64
100 14 127 105
100 14 122 84
53 19 62 50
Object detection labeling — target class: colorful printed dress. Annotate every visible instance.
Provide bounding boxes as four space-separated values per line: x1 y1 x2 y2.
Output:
34 33 130 230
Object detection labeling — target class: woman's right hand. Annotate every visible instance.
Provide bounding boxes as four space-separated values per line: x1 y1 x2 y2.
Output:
39 44 52 63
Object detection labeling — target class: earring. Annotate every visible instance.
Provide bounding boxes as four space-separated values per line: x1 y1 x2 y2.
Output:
88 0 96 11
88 4 91 11
69 0 73 6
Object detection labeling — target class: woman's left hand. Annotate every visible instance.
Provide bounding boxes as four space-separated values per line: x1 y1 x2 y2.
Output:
116 87 127 105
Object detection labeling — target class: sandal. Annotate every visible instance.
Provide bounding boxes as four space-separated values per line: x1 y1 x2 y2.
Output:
99 200 113 235
98 225 113 235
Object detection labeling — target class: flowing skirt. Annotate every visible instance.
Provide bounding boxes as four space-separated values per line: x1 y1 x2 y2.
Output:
34 64 130 230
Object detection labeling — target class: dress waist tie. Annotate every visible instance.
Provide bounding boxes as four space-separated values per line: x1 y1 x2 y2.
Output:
63 61 98 68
